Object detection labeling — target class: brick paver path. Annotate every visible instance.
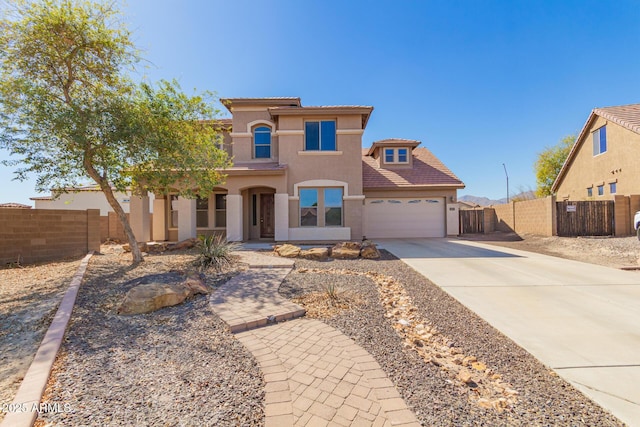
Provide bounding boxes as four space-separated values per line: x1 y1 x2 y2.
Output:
210 250 420 427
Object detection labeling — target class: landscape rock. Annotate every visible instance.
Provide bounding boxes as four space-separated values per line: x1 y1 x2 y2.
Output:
122 242 149 253
275 244 301 258
118 282 192 315
300 247 330 260
181 273 209 295
168 238 198 251
331 242 361 259
360 241 381 259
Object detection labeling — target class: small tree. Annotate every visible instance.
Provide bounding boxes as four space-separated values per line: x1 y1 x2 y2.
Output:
0 0 230 263
534 135 576 197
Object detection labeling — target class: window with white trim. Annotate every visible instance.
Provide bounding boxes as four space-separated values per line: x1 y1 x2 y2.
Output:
593 126 607 156
305 121 336 151
383 148 409 164
609 182 617 194
597 184 604 196
299 188 343 227
253 126 271 158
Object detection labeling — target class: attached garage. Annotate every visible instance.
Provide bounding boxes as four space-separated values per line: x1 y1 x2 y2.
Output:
364 197 446 238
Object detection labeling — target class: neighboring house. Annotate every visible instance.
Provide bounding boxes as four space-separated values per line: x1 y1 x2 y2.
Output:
30 185 134 216
0 202 31 209
130 97 464 242
553 104 640 200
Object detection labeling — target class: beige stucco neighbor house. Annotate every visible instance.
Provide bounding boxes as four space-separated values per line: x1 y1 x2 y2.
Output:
128 97 464 243
30 185 137 216
552 104 640 200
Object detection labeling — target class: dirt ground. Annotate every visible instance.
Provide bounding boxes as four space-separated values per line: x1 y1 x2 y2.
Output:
460 232 640 269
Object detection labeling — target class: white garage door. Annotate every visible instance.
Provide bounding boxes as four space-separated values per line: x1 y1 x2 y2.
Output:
364 197 446 238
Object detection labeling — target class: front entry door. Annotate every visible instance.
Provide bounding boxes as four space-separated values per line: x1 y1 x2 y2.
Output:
260 194 275 238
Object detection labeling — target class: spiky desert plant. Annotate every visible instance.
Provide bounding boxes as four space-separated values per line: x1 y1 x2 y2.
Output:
195 234 239 271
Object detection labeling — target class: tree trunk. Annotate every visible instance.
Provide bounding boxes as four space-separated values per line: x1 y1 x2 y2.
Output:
83 166 144 263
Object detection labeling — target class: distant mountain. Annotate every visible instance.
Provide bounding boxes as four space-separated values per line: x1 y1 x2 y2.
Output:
459 191 536 206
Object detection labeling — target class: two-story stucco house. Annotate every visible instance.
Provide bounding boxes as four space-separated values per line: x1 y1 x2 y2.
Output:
128 97 464 243
552 104 640 200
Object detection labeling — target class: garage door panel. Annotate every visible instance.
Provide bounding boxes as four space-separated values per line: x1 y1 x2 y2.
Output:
364 198 445 238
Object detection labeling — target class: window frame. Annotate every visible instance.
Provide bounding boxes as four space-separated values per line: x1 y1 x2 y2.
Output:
299 187 343 227
300 188 319 227
169 194 179 228
597 184 604 196
587 187 593 198
592 126 607 156
214 193 227 228
253 126 272 159
196 196 209 228
304 120 337 151
609 182 617 194
383 147 410 164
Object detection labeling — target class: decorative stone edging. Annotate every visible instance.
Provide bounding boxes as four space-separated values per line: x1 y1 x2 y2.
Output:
1 252 94 427
297 267 519 412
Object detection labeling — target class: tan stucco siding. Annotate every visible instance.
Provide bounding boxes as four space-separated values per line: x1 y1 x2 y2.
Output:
555 117 640 200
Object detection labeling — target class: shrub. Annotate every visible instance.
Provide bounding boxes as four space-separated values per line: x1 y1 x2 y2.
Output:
195 234 239 271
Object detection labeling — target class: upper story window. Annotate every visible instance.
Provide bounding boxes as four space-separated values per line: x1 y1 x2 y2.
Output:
383 147 409 164
253 126 271 158
305 121 336 151
593 126 607 156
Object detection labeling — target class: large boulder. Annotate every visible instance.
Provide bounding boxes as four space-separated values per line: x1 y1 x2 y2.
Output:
360 240 380 259
122 242 149 253
275 244 301 258
181 273 209 295
300 247 330 260
117 283 192 315
331 242 361 259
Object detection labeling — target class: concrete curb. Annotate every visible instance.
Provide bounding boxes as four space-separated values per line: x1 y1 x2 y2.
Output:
1 252 94 427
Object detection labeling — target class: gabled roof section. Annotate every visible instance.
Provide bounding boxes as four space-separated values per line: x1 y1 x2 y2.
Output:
552 103 640 193
366 138 421 156
362 147 464 190
268 105 374 128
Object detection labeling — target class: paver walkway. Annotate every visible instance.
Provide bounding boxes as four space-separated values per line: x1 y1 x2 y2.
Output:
210 250 420 427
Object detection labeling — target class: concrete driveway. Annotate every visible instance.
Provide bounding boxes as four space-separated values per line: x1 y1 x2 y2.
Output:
380 238 640 426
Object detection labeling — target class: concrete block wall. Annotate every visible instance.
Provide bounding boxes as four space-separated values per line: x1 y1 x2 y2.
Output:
0 209 100 265
103 212 153 242
489 196 556 236
614 195 631 236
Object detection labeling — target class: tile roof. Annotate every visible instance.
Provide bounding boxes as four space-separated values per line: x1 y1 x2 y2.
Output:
0 202 32 208
593 104 640 135
362 148 464 189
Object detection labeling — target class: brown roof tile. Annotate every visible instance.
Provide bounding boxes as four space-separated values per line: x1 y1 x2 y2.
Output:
362 147 464 189
593 104 640 134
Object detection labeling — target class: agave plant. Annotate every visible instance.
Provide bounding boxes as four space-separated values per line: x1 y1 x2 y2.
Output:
195 234 239 271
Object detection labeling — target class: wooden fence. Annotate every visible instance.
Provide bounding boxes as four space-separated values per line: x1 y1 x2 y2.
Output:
556 201 614 237
459 210 484 234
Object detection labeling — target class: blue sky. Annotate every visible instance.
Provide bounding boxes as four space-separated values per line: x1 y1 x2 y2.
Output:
2 0 640 205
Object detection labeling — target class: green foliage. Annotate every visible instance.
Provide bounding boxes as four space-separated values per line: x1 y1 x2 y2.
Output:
195 234 239 272
534 135 576 197
0 0 230 262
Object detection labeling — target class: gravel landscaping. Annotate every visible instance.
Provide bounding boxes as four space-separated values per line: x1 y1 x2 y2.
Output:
3 234 634 426
36 246 264 427
280 251 624 426
0 256 83 422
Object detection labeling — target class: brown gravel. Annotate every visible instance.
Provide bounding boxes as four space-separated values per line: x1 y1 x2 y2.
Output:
280 252 624 426
35 245 264 426
0 256 84 422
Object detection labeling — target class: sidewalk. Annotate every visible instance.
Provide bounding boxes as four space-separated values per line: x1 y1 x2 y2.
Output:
210 251 420 427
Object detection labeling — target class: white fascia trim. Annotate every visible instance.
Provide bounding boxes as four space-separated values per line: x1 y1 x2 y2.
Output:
343 195 365 200
336 129 364 135
275 130 304 136
297 151 343 156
